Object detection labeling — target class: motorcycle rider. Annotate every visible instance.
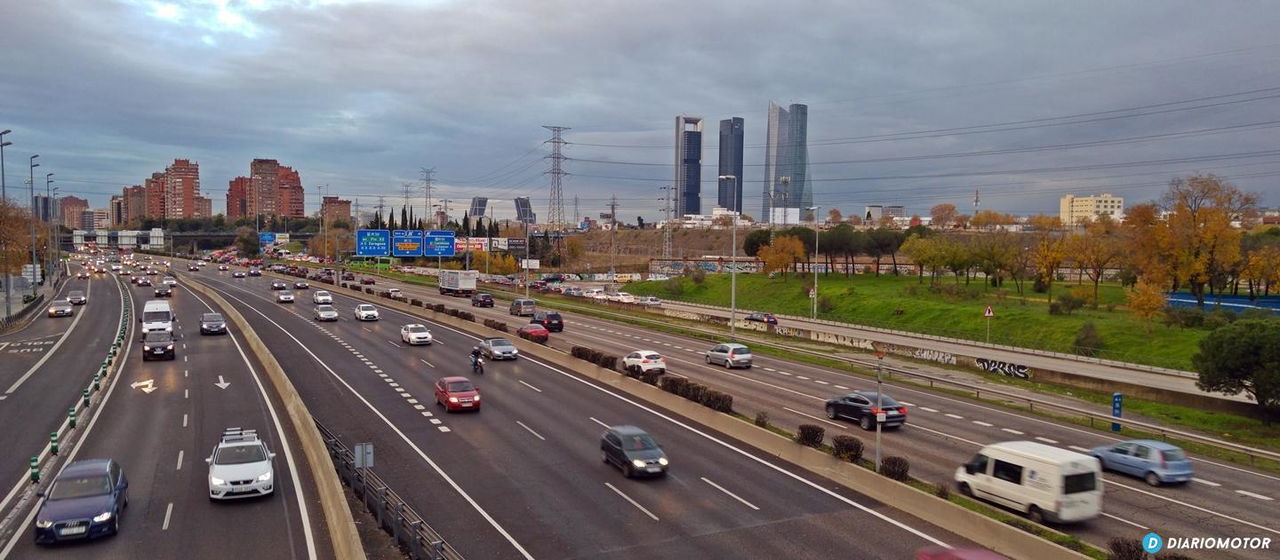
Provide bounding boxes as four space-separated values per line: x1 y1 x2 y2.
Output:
469 345 483 368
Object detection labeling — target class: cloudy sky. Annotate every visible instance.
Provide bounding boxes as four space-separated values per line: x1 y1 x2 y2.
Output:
2 0 1279 222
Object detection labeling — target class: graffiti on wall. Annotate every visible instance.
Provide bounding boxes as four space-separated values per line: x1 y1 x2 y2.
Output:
913 348 957 365
975 358 1030 379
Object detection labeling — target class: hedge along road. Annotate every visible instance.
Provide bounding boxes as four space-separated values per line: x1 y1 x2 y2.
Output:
190 265 985 560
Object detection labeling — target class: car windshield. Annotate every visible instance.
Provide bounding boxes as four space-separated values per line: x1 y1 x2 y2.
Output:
446 381 474 392
201 313 223 323
1161 448 1187 461
316 291 329 296
69 291 84 298
49 475 112 500
487 338 512 347
53 300 70 307
1063 472 1097 494
406 326 427 333
143 310 169 322
215 444 268 465
622 434 659 451
144 332 172 343
358 305 374 311
317 305 335 312
280 291 293 296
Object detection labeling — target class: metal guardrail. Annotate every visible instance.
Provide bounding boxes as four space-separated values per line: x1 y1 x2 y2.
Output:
315 421 463 560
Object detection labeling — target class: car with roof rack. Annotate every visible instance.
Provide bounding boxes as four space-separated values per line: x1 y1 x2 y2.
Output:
206 428 275 500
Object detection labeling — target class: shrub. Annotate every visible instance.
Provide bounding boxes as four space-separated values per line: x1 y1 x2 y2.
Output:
880 456 910 481
410 298 423 306
640 368 664 385
663 277 684 296
754 411 770 428
432 303 446 312
1163 306 1204 328
1056 293 1085 314
660 376 688 395
447 308 459 317
597 355 618 371
687 266 706 285
862 265 875 275
1107 537 1145 560
817 294 835 313
1032 276 1049 293
934 483 950 500
1203 308 1236 330
1048 302 1063 315
1073 322 1104 357
700 390 733 413
458 311 475 322
683 382 708 403
831 435 863 463
796 424 825 448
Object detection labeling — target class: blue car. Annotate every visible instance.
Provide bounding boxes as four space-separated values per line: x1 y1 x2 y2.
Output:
1090 440 1193 486
34 459 128 544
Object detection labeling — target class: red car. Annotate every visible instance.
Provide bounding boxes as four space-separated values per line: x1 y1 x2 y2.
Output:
434 376 480 412
361 277 376 285
517 324 550 344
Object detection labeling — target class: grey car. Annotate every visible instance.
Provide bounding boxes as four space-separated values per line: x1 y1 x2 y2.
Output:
313 305 339 322
480 337 519 360
705 343 752 369
47 300 74 318
67 290 87 305
200 312 227 335
601 425 668 478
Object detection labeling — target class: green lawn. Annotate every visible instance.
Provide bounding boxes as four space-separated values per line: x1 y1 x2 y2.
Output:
627 273 1210 370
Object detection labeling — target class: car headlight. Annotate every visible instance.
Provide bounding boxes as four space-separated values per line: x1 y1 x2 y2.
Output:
92 511 112 523
472 395 480 401
657 457 669 466
448 397 459 403
210 476 226 486
165 344 174 350
35 520 52 528
257 471 272 482
632 459 646 468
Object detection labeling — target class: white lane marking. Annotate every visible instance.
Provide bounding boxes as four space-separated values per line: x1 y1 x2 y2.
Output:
782 406 846 429
1102 512 1147 530
389 382 400 387
920 407 939 413
183 414 188 428
1035 437 1059 444
764 367 777 372
429 419 442 425
421 411 433 417
413 404 425 410
183 343 187 349
438 426 451 433
518 380 543 393
945 413 964 419
387 340 402 348
1104 479 1280 536
395 387 406 393
778 372 792 376
420 360 436 368
814 380 829 385
176 450 184 470
1068 446 1091 453
1236 490 1274 501
589 417 610 429
162 502 173 530
972 421 993 427
1001 428 1025 435
372 368 382 373
899 401 915 407
701 477 760 511
795 375 810 380
1193 478 1222 487
362 327 373 333
833 385 849 390
406 398 418 403
516 421 546 441
184 355 188 362
4 274 93 394
184 370 189 378
184 389 189 399
604 483 659 521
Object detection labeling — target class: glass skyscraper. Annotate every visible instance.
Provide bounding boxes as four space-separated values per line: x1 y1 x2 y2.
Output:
718 117 744 213
762 102 812 224
674 115 703 217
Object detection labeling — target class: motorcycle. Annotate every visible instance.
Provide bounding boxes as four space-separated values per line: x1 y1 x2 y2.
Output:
471 354 485 375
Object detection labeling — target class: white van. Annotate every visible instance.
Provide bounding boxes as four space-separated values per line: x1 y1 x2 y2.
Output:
140 300 176 334
955 441 1102 524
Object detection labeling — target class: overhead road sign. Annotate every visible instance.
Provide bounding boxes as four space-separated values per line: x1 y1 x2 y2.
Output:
423 230 456 257
392 230 425 257
356 230 391 257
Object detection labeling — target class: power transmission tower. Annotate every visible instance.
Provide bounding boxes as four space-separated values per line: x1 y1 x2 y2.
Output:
608 194 618 278
573 195 579 226
974 189 981 213
659 184 673 259
375 196 386 228
420 167 435 228
543 126 569 231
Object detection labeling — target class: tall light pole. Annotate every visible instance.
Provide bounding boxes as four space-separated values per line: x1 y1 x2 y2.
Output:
46 173 54 281
720 175 738 338
807 205 820 319
51 185 60 279
28 155 39 295
1 129 12 317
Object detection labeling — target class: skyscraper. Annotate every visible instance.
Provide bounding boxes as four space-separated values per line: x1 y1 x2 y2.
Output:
60 196 89 229
674 115 703 217
248 159 280 218
226 177 250 220
164 159 200 219
762 102 812 224
144 172 166 219
514 197 536 224
276 165 305 218
717 117 744 213
469 197 489 218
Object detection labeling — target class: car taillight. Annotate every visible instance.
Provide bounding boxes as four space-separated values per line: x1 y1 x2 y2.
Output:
870 407 881 415
641 359 651 364
898 407 908 414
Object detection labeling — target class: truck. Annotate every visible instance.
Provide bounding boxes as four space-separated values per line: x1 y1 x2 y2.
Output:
439 270 479 297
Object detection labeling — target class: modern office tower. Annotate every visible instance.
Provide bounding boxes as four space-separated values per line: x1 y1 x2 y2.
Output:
674 115 703 216
469 197 489 217
514 196 536 224
718 117 744 213
762 102 812 224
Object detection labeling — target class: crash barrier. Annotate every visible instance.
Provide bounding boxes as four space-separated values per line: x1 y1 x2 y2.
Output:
0 294 45 332
316 421 464 560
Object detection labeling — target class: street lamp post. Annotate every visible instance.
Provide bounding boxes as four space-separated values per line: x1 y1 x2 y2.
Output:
807 205 820 319
1 129 12 317
46 173 54 282
720 175 738 338
28 155 39 296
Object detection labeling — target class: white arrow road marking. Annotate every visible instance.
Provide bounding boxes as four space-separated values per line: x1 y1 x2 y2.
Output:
214 375 230 389
130 379 156 394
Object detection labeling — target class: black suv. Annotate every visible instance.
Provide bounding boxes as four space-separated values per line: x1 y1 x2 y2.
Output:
471 293 495 308
824 391 908 431
142 331 176 361
154 284 173 297
200 312 227 335
531 311 563 332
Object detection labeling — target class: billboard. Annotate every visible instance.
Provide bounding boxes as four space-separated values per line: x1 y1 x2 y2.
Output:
506 237 527 252
454 238 487 252
391 230 424 257
355 229 390 256
423 230 456 257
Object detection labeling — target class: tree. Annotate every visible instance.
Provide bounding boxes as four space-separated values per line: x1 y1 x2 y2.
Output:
1192 319 1280 414
637 216 645 229
743 229 771 257
845 214 863 226
234 225 260 256
1125 280 1166 333
1069 221 1124 306
930 203 957 229
461 212 470 237
900 234 942 282
870 228 906 275
565 236 584 263
1027 214 1067 305
1163 175 1257 307
758 235 806 278
827 208 843 224
823 224 856 276
970 232 1018 288
971 210 1014 231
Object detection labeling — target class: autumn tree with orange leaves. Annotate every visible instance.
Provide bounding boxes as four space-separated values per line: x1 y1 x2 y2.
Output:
758 235 807 279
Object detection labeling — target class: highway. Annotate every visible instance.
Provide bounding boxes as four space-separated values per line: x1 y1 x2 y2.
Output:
189 265 986 559
0 266 325 559
343 269 1280 559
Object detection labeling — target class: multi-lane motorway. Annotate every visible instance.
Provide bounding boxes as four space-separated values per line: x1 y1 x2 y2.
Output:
321 267 1280 559
0 266 326 559
190 266 986 559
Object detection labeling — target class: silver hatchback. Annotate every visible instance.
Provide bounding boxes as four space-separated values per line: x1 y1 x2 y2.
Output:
705 343 752 369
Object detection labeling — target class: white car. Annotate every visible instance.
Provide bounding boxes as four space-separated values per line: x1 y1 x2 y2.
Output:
623 350 666 374
312 290 333 304
637 296 662 307
387 288 403 300
276 290 295 303
206 428 275 500
400 324 433 345
354 304 379 321
313 305 339 322
614 292 635 304
163 276 178 286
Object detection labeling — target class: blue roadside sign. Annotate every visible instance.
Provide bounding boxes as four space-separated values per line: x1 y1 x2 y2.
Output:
356 230 391 257
258 232 276 245
391 230 424 257
424 230 456 257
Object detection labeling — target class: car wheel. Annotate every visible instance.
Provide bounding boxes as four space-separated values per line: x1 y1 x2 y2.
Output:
705 355 711 364
1094 456 1107 472
623 464 633 478
859 415 874 430
1145 472 1161 487
1027 505 1044 524
825 405 837 420
724 359 732 369
958 482 972 497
